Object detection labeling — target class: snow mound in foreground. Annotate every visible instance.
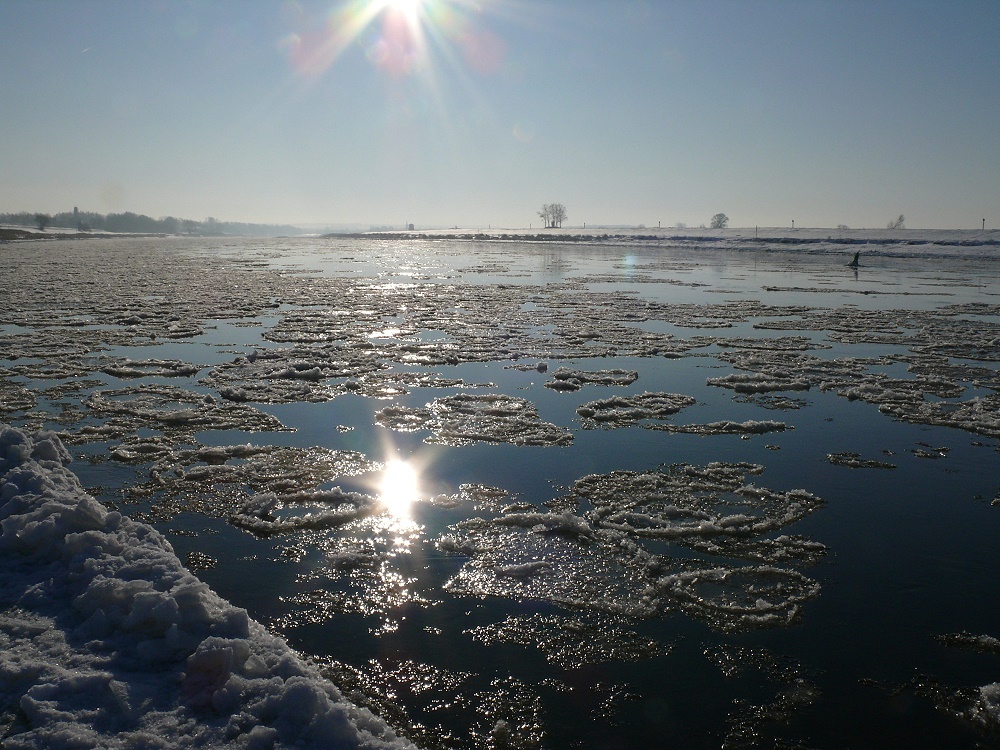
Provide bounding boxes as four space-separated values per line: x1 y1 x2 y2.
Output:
0 425 414 750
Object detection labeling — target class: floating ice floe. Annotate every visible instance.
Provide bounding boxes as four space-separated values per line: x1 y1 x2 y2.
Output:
918 633 1000 734
231 488 382 536
827 452 897 469
429 483 516 512
116 442 376 529
99 358 201 379
69 384 290 445
376 393 573 447
569 463 822 541
576 392 696 428
543 366 638 392
438 462 824 631
0 377 36 418
0 425 413 749
706 372 811 393
704 643 819 746
203 346 385 403
647 419 790 435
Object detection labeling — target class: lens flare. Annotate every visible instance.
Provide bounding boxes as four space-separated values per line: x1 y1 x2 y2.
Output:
279 0 510 81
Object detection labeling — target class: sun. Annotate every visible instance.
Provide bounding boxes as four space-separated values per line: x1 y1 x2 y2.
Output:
383 0 425 14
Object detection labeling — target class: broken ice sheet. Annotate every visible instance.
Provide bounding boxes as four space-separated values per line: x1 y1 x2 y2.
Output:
438 462 824 632
543 366 638 392
70 384 291 446
375 393 573 447
439 520 657 618
313 657 547 750
568 463 824 541
465 613 672 669
705 643 819 748
576 391 696 428
122 443 376 523
653 565 821 632
827 451 897 469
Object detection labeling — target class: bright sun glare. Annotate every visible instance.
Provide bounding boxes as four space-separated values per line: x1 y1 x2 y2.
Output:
383 0 425 14
280 0 509 83
379 459 420 519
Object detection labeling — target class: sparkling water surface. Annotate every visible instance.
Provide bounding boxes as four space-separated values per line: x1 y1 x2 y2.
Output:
3 235 1000 748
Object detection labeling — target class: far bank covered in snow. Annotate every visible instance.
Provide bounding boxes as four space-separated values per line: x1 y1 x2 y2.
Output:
328 226 1000 260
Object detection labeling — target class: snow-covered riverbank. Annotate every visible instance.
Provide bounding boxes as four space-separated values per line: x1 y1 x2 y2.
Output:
0 425 414 750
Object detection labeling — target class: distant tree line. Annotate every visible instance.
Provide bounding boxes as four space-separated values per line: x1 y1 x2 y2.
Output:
0 210 301 237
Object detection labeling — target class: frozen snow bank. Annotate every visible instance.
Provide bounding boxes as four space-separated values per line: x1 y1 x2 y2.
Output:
0 425 415 749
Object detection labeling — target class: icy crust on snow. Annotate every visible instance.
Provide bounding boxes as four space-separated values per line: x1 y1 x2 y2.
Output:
375 393 574 447
0 425 413 749
438 462 824 632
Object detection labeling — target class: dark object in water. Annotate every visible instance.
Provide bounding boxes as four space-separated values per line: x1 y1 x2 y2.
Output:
847 251 860 267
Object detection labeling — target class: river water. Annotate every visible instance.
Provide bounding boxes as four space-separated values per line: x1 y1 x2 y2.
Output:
2 235 999 748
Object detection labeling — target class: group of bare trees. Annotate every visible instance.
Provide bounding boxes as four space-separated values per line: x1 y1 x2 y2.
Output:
537 203 567 228
523 207 912 231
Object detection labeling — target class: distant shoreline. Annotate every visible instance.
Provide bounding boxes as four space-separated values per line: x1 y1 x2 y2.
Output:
5 225 997 260
325 228 1000 246
320 227 1000 259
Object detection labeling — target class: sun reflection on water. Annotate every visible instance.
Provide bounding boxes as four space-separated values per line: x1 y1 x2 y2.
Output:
378 458 420 523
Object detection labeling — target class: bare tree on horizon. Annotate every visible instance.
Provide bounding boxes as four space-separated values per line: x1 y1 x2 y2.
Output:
537 203 567 228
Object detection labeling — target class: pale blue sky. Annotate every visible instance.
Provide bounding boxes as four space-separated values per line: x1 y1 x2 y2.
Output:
2 0 997 229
